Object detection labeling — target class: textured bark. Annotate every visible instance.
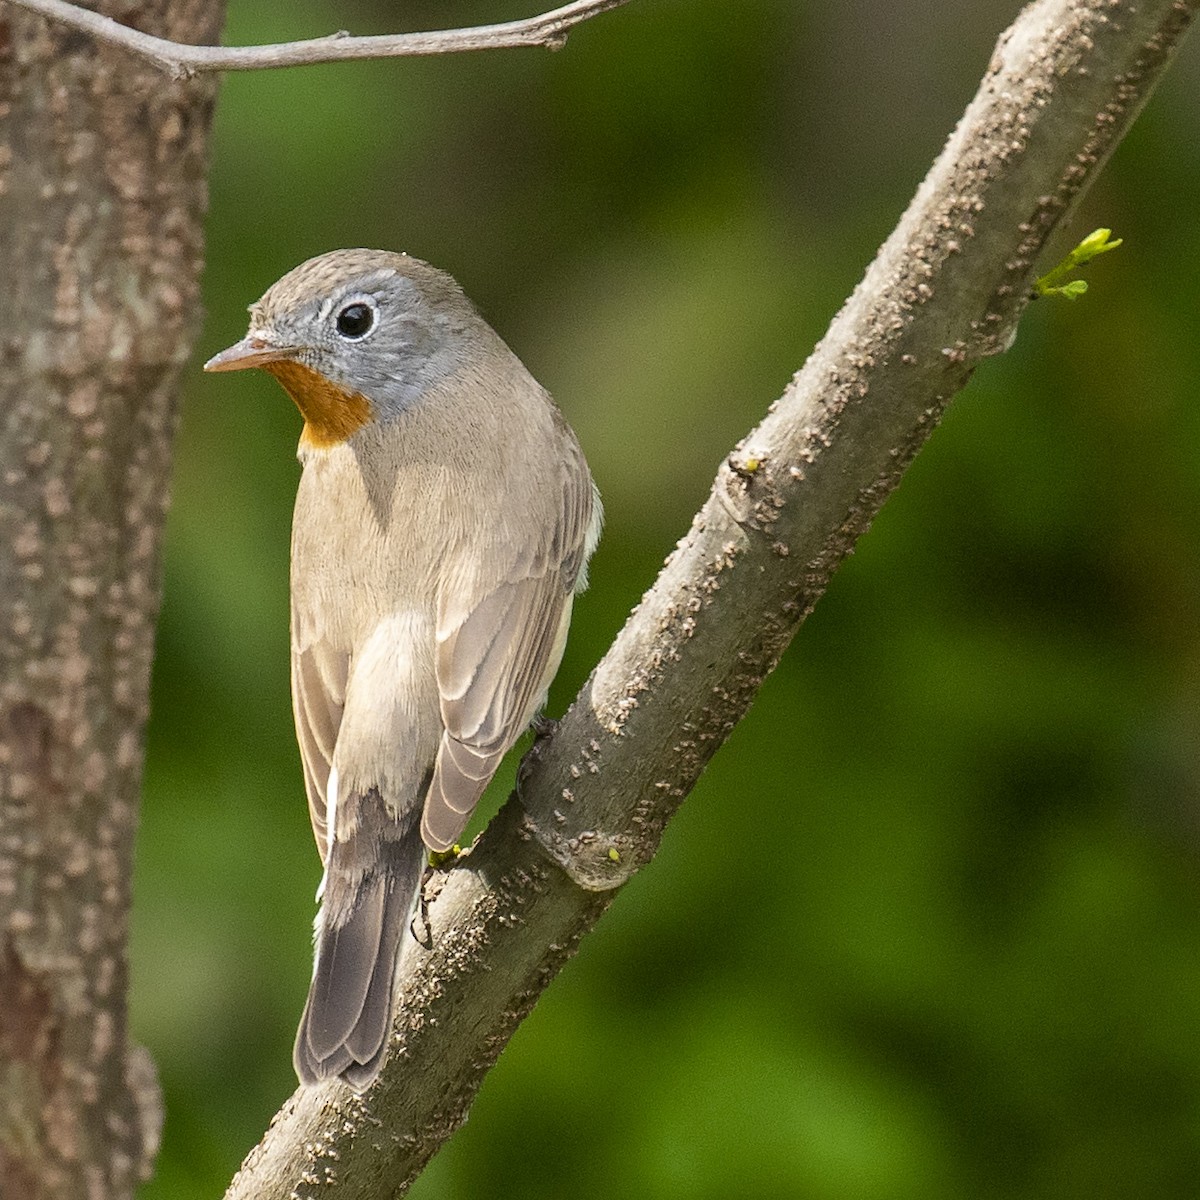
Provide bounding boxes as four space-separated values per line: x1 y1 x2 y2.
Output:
0 3 223 1197
224 0 1200 1197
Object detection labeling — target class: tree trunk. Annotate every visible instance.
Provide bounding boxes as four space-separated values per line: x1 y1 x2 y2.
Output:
0 2 223 1196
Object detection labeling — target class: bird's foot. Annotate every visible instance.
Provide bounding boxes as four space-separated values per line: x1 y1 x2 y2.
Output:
517 713 559 795
410 845 462 947
530 712 559 743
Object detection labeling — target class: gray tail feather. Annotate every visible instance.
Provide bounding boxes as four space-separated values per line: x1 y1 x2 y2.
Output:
294 812 426 1090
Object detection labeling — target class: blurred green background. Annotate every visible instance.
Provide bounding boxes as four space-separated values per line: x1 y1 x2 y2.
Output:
133 1 1200 1196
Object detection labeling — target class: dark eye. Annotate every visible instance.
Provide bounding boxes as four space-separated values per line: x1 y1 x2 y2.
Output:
335 302 374 339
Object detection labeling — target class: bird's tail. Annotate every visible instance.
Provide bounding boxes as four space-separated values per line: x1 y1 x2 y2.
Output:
294 803 426 1090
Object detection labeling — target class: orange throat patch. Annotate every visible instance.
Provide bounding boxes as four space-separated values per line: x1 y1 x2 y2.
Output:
262 360 374 449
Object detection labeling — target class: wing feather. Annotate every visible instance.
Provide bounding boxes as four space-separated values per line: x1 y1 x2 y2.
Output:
291 635 349 866
422 446 597 852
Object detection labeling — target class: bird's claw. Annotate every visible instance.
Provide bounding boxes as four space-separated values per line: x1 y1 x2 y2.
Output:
530 712 559 742
410 846 461 947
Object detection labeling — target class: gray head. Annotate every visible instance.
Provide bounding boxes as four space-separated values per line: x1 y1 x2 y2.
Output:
205 249 489 440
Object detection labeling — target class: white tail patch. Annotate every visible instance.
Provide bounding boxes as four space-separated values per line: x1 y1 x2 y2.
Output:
310 904 324 971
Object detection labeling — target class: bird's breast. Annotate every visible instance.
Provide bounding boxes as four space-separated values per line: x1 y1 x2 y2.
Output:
289 441 461 653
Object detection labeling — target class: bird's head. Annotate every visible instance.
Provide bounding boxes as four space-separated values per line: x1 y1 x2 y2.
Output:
205 249 480 449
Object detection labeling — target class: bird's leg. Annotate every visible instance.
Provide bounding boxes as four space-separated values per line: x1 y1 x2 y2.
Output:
410 844 461 947
409 881 433 948
530 712 558 742
517 712 559 796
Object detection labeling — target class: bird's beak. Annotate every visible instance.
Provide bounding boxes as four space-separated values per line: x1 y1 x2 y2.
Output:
203 334 303 373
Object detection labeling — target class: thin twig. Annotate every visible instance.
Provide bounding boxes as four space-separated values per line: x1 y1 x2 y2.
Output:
1 0 633 77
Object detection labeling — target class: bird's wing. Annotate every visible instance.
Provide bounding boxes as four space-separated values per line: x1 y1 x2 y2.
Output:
424 443 598 852
291 633 349 866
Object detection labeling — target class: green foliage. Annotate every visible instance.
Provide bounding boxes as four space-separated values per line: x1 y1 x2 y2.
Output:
1035 228 1124 300
134 2 1200 1197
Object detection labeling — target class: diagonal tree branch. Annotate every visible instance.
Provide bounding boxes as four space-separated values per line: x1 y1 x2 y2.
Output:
0 0 632 77
222 0 1200 1196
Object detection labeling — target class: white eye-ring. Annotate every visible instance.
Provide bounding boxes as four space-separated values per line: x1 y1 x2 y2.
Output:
334 296 377 341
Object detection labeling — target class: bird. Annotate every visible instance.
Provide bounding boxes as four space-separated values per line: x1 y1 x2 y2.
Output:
204 249 601 1090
